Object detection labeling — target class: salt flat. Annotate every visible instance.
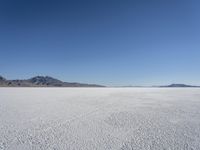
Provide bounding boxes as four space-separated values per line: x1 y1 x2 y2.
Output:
0 88 200 150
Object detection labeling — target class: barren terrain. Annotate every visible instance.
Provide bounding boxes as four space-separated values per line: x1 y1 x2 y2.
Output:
0 88 200 150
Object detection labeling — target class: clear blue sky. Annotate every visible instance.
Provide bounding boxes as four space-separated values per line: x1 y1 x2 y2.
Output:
0 0 200 86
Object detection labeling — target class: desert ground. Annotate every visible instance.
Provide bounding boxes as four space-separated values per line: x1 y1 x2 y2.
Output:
0 88 200 150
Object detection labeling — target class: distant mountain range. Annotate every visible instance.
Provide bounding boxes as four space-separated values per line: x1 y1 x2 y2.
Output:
0 76 104 87
159 84 200 88
116 84 200 88
0 76 199 88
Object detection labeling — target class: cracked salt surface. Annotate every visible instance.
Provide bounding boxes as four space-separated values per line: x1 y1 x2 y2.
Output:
0 88 200 150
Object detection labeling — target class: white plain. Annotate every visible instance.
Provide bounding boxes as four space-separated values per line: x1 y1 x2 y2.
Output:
0 88 200 150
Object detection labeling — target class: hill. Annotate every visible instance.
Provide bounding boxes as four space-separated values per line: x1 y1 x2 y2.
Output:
160 84 200 88
0 76 104 87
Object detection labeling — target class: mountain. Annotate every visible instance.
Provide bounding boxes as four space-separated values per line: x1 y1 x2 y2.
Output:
0 76 7 86
0 76 6 82
28 76 63 86
160 84 200 88
0 76 104 87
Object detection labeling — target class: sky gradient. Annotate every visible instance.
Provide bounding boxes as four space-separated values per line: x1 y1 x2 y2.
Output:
0 0 200 86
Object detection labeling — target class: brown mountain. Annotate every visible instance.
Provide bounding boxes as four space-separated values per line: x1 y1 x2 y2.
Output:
0 76 105 87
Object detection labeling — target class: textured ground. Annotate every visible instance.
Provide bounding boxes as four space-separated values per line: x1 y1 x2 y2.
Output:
0 88 200 150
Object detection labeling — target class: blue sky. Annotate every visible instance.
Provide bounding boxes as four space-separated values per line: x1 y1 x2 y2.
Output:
0 0 200 86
